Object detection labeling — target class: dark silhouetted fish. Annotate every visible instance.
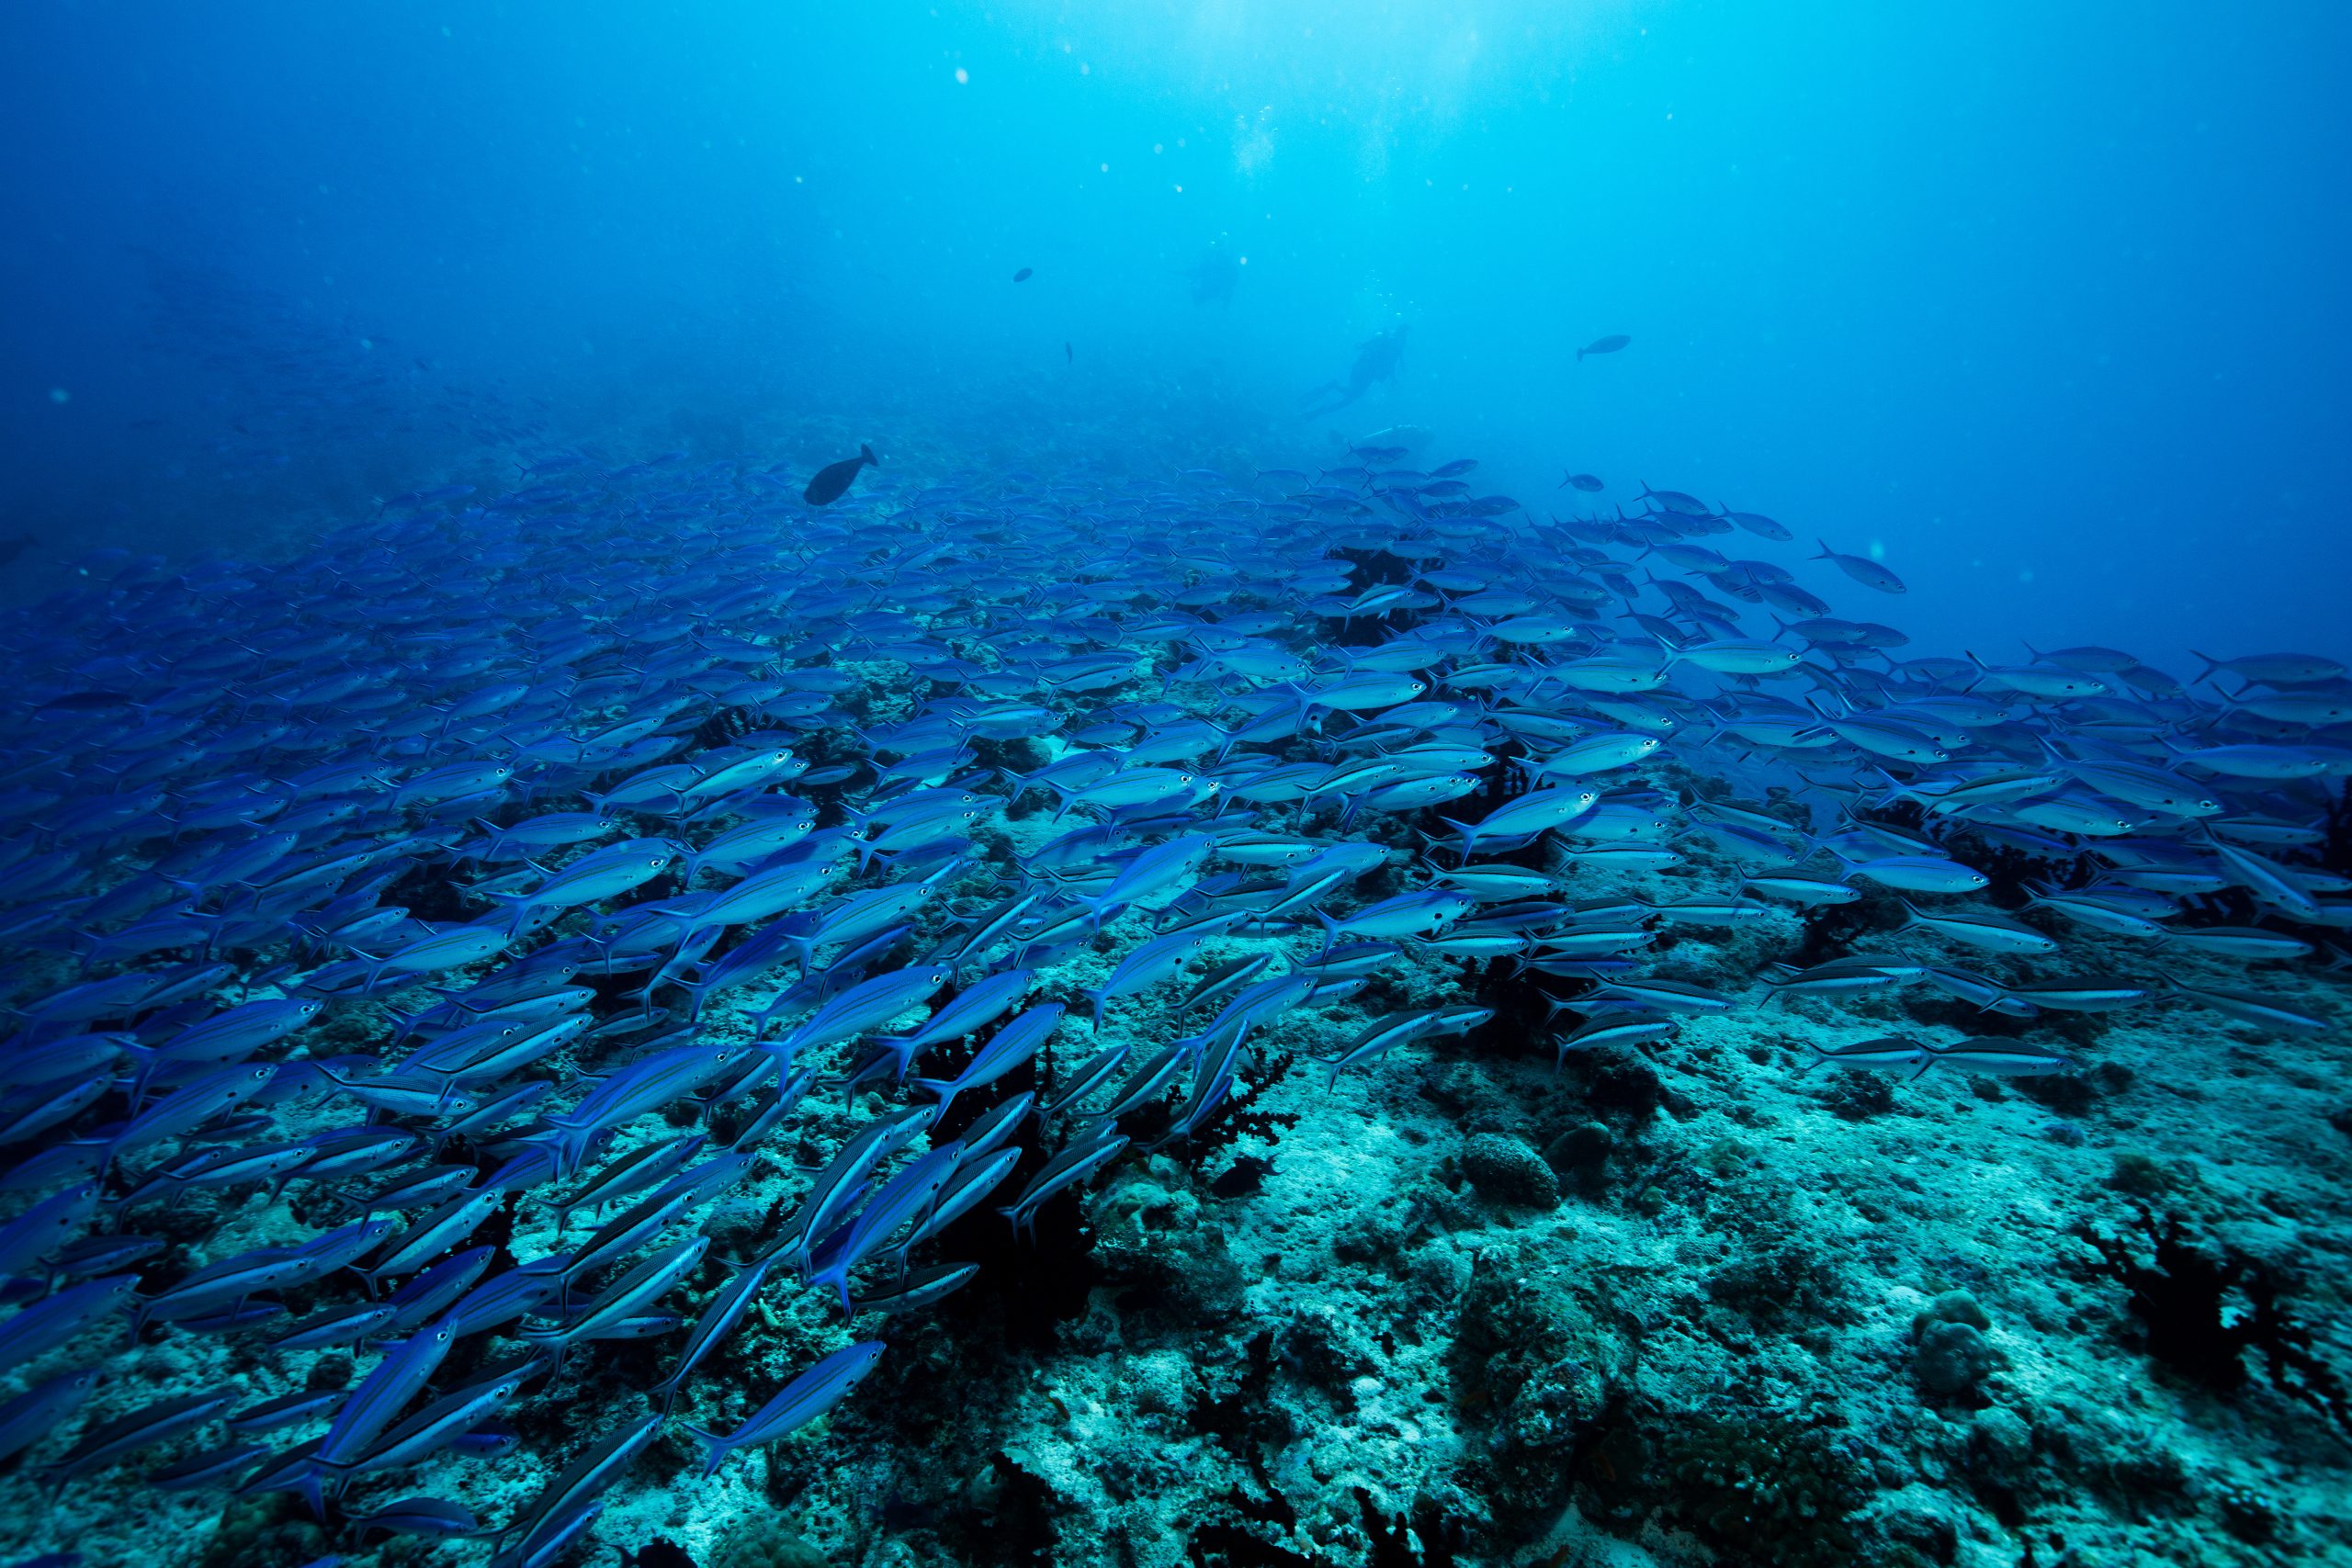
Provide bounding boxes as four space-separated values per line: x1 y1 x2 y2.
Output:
1012 266 1034 283
1560 472 1605 492
803 444 877 506
36 689 137 712
1578 333 1631 361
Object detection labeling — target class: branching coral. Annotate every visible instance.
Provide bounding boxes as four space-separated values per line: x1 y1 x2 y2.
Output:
2082 1208 2352 1436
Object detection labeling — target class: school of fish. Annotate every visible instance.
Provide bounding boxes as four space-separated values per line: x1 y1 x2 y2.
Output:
0 445 2347 1566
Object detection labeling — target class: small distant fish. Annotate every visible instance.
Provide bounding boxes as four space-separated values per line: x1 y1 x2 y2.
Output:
1012 267 1035 283
347 1497 481 1540
2191 649 2346 690
378 484 477 515
1927 1038 2073 1077
685 1341 887 1474
1721 506 1792 541
1638 483 1712 517
36 690 136 713
1814 538 1906 594
1577 333 1631 361
804 444 878 507
1559 472 1604 492
1065 342 1072 363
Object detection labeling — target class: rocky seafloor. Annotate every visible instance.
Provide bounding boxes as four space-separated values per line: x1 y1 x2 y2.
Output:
9 773 2348 1568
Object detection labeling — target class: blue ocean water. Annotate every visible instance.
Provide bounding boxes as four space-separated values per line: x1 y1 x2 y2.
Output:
6 4 2349 667
1 6 2349 1568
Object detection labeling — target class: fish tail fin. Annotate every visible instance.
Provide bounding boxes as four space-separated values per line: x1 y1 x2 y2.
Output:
476 889 534 940
1309 905 1340 959
1860 761 1906 806
860 443 876 466
1406 823 1453 861
2188 649 2224 687
293 1463 331 1519
523 1126 582 1180
683 1424 731 1478
803 1258 853 1315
